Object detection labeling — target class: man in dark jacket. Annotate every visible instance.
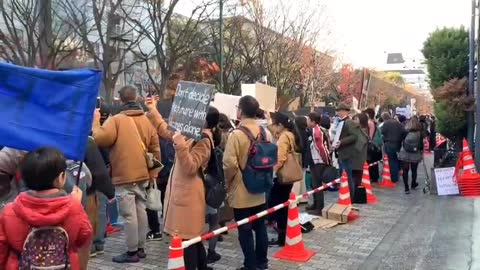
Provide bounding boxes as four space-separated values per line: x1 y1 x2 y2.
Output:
381 112 407 183
78 137 116 267
333 104 358 199
429 116 436 151
84 137 115 260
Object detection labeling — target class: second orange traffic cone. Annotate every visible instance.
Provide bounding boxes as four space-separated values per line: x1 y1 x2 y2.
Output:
168 236 185 270
337 172 352 206
274 193 315 262
379 155 396 188
361 162 378 204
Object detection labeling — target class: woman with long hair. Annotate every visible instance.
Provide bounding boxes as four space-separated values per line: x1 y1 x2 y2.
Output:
293 116 309 203
162 106 220 270
351 113 369 189
268 113 303 247
398 117 424 194
363 108 382 183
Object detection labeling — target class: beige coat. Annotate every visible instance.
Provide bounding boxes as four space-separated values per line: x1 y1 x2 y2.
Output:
163 132 212 240
274 130 297 172
92 110 160 185
223 118 272 209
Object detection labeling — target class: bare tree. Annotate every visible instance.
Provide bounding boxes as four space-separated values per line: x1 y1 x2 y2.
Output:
0 0 83 69
301 50 338 106
123 0 215 98
241 0 335 99
59 0 144 103
204 4 260 94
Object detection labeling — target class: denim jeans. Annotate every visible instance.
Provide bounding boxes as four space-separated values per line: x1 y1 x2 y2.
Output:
233 204 269 269
93 192 108 249
385 147 400 182
339 159 355 199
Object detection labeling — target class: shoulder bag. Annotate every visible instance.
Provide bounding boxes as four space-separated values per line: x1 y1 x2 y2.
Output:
277 133 303 185
128 117 163 172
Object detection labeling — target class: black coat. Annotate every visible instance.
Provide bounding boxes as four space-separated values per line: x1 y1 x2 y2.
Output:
84 138 115 199
381 119 407 152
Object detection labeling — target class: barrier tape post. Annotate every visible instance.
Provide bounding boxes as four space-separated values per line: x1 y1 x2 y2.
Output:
274 192 315 262
168 235 185 270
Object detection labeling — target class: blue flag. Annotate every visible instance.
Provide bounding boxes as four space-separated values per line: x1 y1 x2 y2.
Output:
0 62 102 160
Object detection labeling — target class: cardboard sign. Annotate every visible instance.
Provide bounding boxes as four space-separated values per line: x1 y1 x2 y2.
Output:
211 93 241 120
168 81 214 140
241 82 277 112
434 167 459 196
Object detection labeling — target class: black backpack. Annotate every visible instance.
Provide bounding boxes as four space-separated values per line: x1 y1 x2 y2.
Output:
202 134 226 209
403 131 421 153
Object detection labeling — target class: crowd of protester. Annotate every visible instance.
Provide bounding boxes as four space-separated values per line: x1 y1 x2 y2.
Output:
0 84 436 270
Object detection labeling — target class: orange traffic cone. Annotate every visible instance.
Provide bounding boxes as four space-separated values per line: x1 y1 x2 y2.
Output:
462 139 477 175
274 193 315 262
168 236 185 270
361 162 378 203
456 139 480 196
338 172 352 206
379 155 396 188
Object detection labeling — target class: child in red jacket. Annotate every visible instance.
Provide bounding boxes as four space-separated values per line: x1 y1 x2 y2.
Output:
0 147 93 270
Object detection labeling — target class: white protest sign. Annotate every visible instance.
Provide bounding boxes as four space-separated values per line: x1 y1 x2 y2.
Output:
241 82 277 112
352 97 361 113
434 167 459 196
395 107 408 117
211 93 241 120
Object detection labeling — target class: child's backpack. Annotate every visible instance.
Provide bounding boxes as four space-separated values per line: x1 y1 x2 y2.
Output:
18 226 70 269
238 126 277 194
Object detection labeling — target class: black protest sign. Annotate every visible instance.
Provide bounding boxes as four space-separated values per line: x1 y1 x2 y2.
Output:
168 81 214 140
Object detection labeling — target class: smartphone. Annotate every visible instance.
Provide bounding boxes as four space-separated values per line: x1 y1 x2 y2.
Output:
96 97 101 109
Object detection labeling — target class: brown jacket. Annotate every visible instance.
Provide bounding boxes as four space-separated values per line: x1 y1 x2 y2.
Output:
163 132 212 239
274 130 297 172
92 110 160 185
223 118 272 209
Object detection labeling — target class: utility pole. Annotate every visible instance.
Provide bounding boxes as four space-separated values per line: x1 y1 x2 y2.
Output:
469 0 476 150
219 0 224 92
475 0 480 170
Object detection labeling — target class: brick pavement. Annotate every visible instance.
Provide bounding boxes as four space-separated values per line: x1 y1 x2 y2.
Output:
87 180 418 270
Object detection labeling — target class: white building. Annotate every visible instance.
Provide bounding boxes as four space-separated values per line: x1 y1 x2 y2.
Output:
382 52 430 92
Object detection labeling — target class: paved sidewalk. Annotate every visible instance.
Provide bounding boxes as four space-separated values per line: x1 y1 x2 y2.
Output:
88 179 417 270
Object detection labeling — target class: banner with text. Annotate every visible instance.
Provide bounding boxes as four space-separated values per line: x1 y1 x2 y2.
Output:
168 81 214 140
